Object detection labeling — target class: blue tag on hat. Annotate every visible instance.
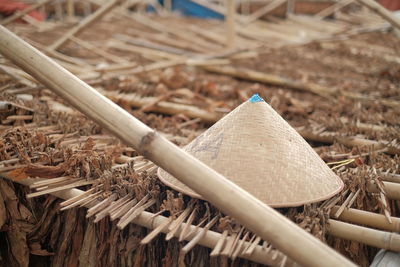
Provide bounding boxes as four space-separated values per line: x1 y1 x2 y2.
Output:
249 93 265 103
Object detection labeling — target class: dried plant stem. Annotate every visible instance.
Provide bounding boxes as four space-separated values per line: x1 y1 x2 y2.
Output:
27 179 95 198
166 206 193 240
1 0 53 25
179 206 198 242
86 194 117 218
141 217 172 244
48 0 123 51
181 215 219 254
60 191 103 210
210 229 228 256
354 0 400 30
102 90 223 123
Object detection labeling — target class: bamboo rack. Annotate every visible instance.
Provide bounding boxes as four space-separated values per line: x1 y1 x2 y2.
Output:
0 25 355 267
0 173 294 267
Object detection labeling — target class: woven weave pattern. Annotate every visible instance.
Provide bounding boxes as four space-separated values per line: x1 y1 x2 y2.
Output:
158 100 343 207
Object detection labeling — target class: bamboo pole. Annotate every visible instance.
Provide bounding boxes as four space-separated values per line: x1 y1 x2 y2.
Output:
0 174 294 267
67 0 75 18
48 0 123 51
1 0 53 26
225 0 236 49
328 219 400 251
354 0 400 31
368 181 400 200
330 206 400 232
202 65 336 97
0 25 354 267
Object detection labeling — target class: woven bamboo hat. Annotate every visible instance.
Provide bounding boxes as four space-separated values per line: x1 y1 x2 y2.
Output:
158 94 343 207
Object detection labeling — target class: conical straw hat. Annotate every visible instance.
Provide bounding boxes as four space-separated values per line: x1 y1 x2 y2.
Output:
158 94 344 207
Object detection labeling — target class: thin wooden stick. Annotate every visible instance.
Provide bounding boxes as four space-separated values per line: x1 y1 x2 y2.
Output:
210 229 229 256
181 215 219 254
141 217 172 244
0 26 355 267
86 193 117 218
244 0 286 24
48 0 123 51
244 236 261 255
102 90 223 123
225 0 236 49
166 206 193 240
59 187 96 206
354 0 400 30
60 191 103 210
94 194 131 223
1 0 52 26
27 179 95 198
67 0 75 19
179 206 198 242
110 199 138 220
315 0 354 19
117 199 156 229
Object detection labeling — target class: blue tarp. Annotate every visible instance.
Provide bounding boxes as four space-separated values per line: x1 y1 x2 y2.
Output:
157 0 224 19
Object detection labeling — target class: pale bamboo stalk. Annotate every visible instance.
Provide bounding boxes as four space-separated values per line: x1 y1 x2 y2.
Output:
166 206 192 240
86 193 117 218
244 0 286 24
59 187 96 206
48 0 122 51
27 179 95 198
102 90 223 123
179 206 198 241
110 199 138 220
69 36 127 64
245 235 261 255
354 0 400 30
181 215 219 254
315 0 354 19
30 176 72 188
94 194 131 223
117 199 156 229
330 206 400 232
381 172 400 183
368 181 400 200
141 217 172 244
232 230 248 259
225 0 236 49
229 226 245 257
220 231 237 256
333 191 355 218
67 0 75 18
328 219 400 251
60 191 103 210
0 26 354 267
1 0 53 26
210 229 228 256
